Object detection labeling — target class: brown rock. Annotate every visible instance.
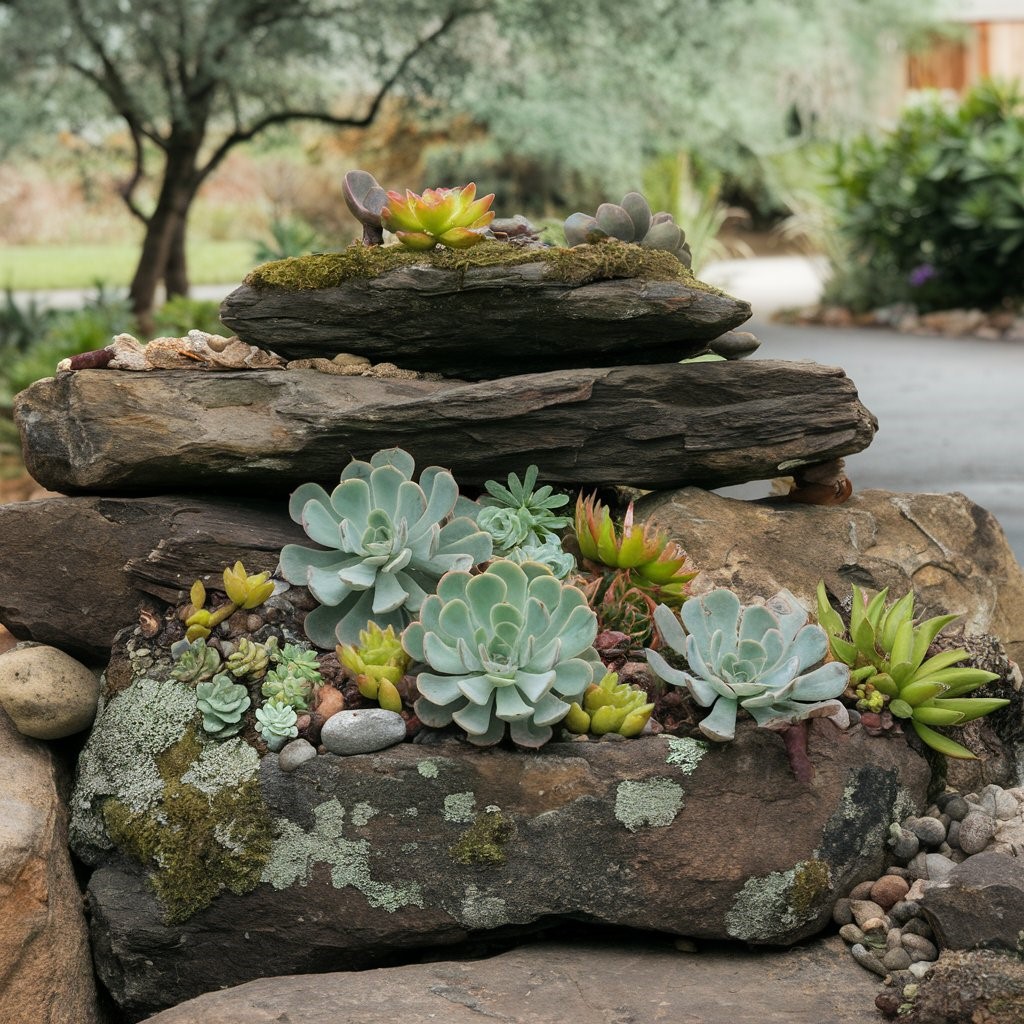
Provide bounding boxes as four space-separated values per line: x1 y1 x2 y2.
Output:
870 874 910 911
0 495 302 661
0 707 99 1023
220 260 752 379
0 644 100 739
903 949 1024 1024
144 935 881 1024
15 361 877 495
637 487 1024 668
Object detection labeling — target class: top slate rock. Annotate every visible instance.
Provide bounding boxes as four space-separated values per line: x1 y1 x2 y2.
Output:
219 242 751 379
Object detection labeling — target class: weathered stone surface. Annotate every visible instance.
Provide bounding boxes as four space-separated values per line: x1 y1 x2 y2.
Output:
78 721 928 1018
919 852 1024 952
0 707 99 1023
142 935 882 1024
0 643 100 739
220 265 751 378
0 495 302 660
319 708 406 755
14 361 877 495
902 949 1024 1024
637 488 1024 668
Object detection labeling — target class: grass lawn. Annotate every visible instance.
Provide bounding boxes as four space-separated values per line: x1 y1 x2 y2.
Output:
0 240 255 290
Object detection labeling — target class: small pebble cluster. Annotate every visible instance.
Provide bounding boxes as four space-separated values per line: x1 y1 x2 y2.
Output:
833 784 1024 999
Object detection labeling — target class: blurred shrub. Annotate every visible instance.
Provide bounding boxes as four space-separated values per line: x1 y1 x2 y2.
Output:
0 285 58 355
253 217 322 263
153 296 225 336
827 80 1024 312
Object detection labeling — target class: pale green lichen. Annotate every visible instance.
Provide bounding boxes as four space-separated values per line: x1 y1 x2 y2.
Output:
459 885 510 930
351 801 377 827
443 791 477 823
180 737 259 795
69 677 199 862
405 807 419 817
262 798 423 913
664 736 709 775
417 760 440 779
614 778 684 832
725 859 833 942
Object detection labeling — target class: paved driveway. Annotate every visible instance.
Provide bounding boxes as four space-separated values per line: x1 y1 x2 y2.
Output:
728 319 1024 563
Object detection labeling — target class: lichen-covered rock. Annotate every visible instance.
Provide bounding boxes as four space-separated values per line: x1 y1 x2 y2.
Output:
0 707 100 1023
81 720 929 1019
901 949 1024 1023
0 643 100 739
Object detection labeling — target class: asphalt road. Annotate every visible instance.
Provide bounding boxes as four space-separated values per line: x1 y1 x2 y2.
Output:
722 319 1024 564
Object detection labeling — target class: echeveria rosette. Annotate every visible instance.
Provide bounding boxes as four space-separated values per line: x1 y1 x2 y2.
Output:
477 465 571 546
405 560 602 748
646 589 850 743
381 183 495 250
196 674 251 739
506 539 575 580
255 698 299 752
280 447 492 648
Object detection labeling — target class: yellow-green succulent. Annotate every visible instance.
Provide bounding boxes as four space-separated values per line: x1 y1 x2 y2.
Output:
337 622 409 713
564 672 654 737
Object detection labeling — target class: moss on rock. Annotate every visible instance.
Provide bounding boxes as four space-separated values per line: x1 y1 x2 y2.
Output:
449 810 515 866
244 239 718 293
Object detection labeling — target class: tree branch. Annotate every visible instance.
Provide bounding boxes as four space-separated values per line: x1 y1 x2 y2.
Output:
195 5 479 184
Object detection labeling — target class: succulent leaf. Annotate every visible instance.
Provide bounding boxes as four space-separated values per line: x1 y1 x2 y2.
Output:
255 698 299 751
196 673 251 738
382 184 494 251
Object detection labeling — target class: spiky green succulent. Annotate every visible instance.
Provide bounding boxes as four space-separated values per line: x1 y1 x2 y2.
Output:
255 698 299 751
337 622 409 713
405 559 602 748
647 589 850 743
261 670 313 712
564 191 692 267
225 636 277 680
381 183 495 250
476 466 571 546
564 672 654 737
273 643 322 684
170 637 221 683
280 447 493 648
195 673 251 738
816 583 1004 759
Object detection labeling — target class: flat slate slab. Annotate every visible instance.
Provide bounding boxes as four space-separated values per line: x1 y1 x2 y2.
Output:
143 935 885 1024
220 261 752 378
14 360 877 495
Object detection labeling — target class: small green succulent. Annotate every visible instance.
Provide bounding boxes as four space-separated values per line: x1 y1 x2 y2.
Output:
261 670 314 712
273 643 323 684
337 622 409 713
226 636 278 680
195 673 252 738
170 637 221 683
564 672 654 737
505 539 575 580
381 183 495 250
405 559 602 748
280 447 493 648
816 583 1005 759
255 698 299 751
564 191 692 267
647 589 850 743
476 466 572 546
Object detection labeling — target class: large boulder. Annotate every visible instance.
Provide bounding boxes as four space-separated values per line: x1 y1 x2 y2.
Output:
0 707 99 1023
220 251 752 378
638 488 1024 668
142 936 883 1024
14 361 876 495
71 658 929 1019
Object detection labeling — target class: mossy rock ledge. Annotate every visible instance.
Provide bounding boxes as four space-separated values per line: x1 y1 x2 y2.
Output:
71 659 929 1020
219 244 752 379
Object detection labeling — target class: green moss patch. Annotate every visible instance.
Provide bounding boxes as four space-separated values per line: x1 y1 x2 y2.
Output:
101 730 271 924
244 239 716 292
449 810 515 866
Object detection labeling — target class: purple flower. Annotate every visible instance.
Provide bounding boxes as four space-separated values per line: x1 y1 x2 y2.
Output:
909 263 937 288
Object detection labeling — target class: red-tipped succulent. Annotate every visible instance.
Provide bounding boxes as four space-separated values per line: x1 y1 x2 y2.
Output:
381 183 495 251
574 494 697 608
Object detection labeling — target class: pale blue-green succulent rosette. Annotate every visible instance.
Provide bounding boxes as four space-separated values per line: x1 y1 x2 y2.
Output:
405 559 601 748
280 448 492 647
646 588 850 742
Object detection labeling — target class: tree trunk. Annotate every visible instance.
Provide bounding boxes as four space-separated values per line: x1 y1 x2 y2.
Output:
128 145 199 329
163 217 190 300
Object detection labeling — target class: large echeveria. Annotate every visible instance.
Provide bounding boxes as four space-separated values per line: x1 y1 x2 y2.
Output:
405 560 601 748
646 588 850 742
280 448 492 647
